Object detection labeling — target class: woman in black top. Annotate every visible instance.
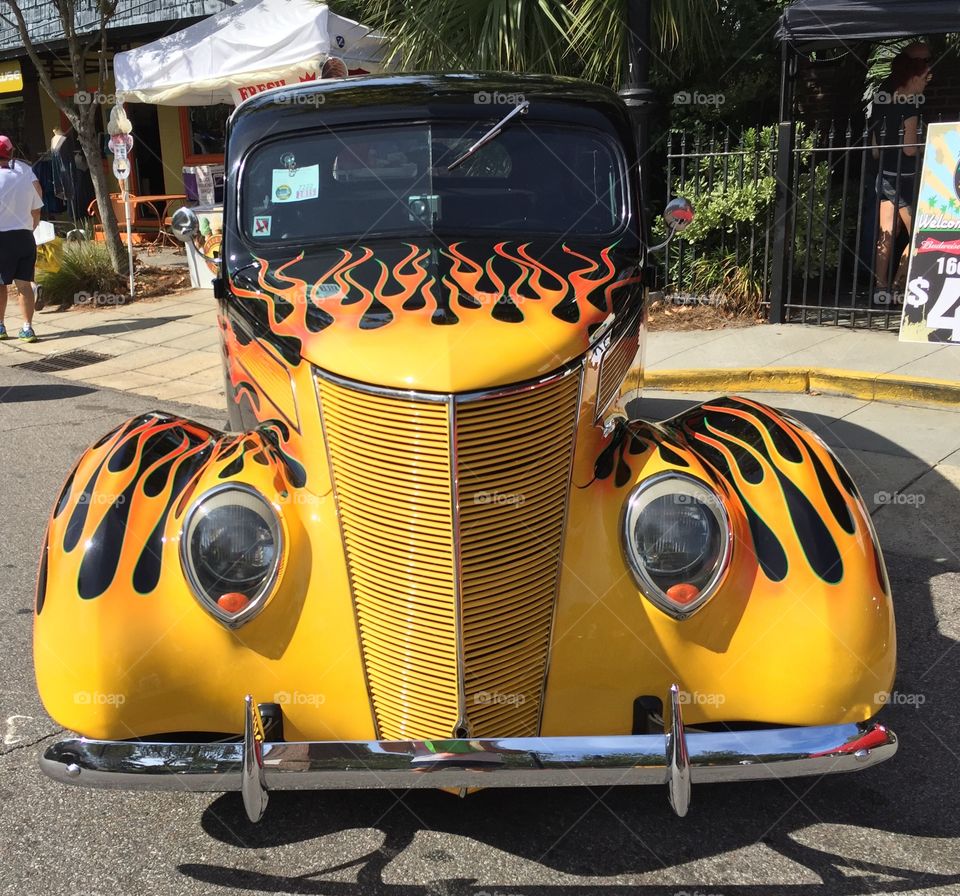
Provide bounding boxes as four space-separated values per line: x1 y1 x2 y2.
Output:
870 55 930 298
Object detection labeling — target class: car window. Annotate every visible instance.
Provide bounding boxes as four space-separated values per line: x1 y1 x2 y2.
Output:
240 121 626 243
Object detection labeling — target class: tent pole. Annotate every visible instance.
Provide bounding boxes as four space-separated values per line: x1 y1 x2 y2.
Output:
769 41 797 324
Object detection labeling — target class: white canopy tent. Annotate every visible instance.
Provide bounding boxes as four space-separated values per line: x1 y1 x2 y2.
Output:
114 0 388 106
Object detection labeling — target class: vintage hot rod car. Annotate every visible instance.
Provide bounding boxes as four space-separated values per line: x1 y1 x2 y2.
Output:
36 74 896 822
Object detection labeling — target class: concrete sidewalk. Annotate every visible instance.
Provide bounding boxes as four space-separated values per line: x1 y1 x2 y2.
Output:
0 290 224 409
645 324 960 405
2 292 960 410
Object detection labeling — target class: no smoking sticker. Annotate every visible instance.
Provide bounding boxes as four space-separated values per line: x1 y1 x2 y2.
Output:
253 215 272 236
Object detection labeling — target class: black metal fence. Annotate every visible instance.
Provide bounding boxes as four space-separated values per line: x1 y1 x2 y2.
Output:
662 118 926 329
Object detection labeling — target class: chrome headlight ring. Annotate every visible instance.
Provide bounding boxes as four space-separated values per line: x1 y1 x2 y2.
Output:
620 471 732 620
179 483 284 628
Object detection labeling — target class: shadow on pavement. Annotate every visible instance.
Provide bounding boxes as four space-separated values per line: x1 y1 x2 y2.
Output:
0 383 97 402
36 315 195 340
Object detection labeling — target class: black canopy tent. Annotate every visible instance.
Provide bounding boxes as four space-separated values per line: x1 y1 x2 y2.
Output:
777 0 960 48
767 0 960 322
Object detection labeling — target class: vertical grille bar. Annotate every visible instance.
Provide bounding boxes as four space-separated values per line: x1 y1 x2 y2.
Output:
317 368 581 740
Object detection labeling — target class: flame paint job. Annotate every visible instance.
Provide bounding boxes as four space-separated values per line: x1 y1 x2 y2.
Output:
227 240 642 392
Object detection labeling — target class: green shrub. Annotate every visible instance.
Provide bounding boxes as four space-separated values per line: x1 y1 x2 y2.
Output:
37 241 125 309
689 252 765 316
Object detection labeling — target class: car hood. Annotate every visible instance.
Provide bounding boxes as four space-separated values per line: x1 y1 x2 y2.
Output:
227 238 642 392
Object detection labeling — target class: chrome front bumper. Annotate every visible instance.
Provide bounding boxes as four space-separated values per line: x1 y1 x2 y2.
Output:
40 687 897 823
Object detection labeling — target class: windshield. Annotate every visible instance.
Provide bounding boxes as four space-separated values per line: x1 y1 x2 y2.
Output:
240 121 626 243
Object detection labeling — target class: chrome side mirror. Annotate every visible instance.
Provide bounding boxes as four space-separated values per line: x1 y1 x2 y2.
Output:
171 206 220 266
649 197 695 252
663 197 694 232
170 207 199 242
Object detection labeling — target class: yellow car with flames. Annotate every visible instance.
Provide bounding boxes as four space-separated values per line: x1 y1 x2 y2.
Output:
36 74 896 822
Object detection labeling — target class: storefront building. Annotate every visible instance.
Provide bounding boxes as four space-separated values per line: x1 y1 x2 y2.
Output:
0 0 227 204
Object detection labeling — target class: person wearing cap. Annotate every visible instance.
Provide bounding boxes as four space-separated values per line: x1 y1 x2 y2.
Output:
0 135 43 342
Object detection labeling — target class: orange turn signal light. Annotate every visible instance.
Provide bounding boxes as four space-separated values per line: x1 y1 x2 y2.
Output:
666 583 700 605
217 592 251 613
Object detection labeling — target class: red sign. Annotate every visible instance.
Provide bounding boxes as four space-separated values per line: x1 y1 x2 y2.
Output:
916 237 960 255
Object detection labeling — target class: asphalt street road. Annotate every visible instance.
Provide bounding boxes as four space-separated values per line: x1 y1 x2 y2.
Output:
1 366 958 896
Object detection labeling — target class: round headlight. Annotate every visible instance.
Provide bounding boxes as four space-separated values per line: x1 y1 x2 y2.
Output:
621 472 731 619
180 484 283 627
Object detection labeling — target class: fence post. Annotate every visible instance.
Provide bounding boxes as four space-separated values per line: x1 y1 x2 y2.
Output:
769 43 796 324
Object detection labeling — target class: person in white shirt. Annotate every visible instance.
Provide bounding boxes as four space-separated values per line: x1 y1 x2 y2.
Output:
0 135 44 342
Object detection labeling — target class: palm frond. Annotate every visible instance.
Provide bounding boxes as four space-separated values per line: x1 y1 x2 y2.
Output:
360 0 720 85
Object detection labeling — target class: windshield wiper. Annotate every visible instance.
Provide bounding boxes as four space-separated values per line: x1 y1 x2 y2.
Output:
447 100 530 171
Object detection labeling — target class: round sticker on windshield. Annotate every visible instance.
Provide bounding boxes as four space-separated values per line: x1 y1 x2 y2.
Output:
275 184 292 200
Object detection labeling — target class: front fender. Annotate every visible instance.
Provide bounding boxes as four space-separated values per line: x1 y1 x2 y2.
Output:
543 396 895 734
34 412 372 741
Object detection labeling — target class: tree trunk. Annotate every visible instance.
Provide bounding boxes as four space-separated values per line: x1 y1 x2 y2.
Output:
75 113 129 276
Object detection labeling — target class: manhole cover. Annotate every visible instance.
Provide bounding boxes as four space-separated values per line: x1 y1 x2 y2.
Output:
12 349 113 373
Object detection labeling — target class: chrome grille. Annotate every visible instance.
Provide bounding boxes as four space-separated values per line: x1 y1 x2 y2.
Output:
596 312 642 420
317 369 581 739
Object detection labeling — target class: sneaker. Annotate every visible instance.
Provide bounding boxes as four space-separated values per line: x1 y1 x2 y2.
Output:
0 323 7 340
18 325 36 343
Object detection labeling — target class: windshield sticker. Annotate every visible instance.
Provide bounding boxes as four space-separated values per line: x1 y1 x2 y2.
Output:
271 164 320 203
252 215 272 237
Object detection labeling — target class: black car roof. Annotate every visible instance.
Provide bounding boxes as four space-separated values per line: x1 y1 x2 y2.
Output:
227 73 635 158
236 72 625 117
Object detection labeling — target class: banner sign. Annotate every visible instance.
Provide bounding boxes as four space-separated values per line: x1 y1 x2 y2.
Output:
0 61 22 95
229 59 322 104
900 121 960 344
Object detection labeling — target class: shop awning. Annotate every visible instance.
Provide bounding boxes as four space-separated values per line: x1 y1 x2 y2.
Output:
778 0 960 47
114 0 388 105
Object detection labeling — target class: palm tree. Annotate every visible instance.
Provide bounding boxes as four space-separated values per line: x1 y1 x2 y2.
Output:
356 0 720 87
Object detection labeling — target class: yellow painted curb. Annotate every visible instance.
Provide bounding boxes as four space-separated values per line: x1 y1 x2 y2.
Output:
645 367 960 407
